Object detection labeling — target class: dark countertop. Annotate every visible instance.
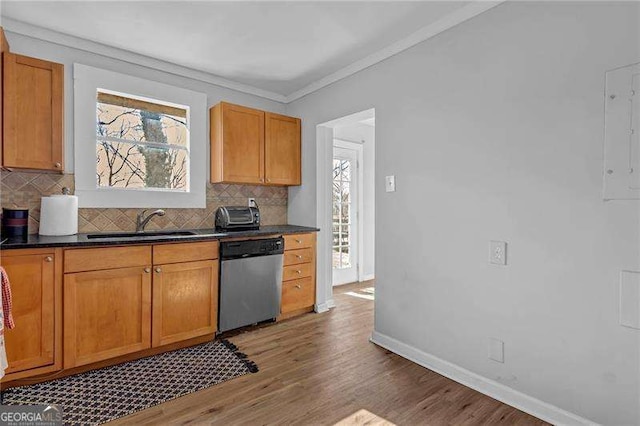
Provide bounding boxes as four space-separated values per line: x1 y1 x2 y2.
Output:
0 225 319 250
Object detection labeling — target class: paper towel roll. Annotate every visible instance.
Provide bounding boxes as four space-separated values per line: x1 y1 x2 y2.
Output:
39 194 78 236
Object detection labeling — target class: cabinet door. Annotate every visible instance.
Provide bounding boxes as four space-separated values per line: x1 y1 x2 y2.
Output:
0 28 10 167
265 113 301 185
3 53 63 171
152 260 218 347
1 252 56 374
281 277 315 314
63 267 151 368
212 102 264 184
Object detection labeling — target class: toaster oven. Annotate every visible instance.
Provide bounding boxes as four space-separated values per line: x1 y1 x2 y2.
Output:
215 206 260 231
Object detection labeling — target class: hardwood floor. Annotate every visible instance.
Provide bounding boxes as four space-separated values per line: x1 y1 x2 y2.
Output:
112 281 547 425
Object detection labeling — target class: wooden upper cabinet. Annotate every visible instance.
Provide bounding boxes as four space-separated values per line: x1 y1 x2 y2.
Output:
210 102 301 186
3 52 64 171
211 102 265 184
265 112 301 185
1 249 62 379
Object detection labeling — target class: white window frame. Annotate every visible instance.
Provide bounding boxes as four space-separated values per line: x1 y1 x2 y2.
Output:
74 63 207 208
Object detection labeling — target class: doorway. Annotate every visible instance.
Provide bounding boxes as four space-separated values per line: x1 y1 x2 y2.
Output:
332 141 362 286
314 108 375 309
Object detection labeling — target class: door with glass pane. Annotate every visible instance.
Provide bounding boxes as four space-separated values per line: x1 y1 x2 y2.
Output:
332 147 358 286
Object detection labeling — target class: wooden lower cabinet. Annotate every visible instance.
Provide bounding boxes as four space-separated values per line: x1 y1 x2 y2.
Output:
63 266 152 368
152 260 218 347
281 233 316 317
282 277 315 313
1 248 62 380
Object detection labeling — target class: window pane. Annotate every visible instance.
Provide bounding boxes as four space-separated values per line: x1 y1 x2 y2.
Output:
96 91 190 192
332 202 341 222
333 160 341 180
333 246 341 269
340 225 350 245
341 160 351 181
341 246 351 268
340 181 351 203
97 101 188 147
341 204 350 224
96 140 188 191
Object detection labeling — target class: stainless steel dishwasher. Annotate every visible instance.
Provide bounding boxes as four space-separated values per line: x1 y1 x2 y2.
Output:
218 237 284 333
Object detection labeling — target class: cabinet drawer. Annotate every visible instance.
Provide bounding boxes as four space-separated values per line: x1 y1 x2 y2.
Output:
153 241 219 265
284 233 314 250
282 277 315 313
64 246 151 273
283 262 313 281
283 248 313 266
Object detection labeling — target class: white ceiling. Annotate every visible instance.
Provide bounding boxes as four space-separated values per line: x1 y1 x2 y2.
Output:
1 1 474 99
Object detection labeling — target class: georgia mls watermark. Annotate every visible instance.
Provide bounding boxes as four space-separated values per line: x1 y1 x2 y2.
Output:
0 405 62 426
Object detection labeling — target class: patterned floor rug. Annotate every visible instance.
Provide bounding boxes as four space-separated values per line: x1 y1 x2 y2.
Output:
1 339 258 425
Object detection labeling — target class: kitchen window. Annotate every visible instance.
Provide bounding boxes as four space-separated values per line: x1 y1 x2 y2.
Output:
96 91 190 191
74 64 207 208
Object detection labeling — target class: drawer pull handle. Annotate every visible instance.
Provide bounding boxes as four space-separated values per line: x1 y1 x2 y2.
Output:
44 256 53 262
155 267 162 273
144 267 151 273
295 284 302 289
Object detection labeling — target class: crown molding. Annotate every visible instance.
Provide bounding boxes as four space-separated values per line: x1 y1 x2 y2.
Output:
0 17 288 103
284 1 505 103
1 1 504 105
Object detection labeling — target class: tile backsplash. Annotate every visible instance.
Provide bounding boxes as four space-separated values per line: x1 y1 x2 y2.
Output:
0 171 287 234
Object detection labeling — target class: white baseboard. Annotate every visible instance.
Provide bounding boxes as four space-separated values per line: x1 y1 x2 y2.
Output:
369 331 596 426
315 298 336 313
361 274 375 281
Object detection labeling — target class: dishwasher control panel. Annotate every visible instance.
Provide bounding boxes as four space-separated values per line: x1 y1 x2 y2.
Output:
220 237 284 260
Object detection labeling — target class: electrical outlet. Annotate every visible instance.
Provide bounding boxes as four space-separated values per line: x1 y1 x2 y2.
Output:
248 198 256 207
490 241 507 265
488 338 504 363
385 175 396 192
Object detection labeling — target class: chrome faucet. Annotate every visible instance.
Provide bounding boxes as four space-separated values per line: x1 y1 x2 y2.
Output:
136 209 165 232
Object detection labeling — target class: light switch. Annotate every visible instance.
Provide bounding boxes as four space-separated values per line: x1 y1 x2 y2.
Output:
488 338 504 363
385 175 396 192
490 241 507 265
620 270 640 329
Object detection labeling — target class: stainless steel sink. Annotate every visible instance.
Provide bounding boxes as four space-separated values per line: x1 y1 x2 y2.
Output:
86 230 197 239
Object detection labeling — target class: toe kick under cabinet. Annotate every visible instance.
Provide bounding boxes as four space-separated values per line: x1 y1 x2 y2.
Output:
62 241 219 369
280 233 317 319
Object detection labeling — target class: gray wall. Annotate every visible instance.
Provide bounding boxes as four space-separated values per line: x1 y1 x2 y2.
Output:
287 2 640 424
4 31 286 173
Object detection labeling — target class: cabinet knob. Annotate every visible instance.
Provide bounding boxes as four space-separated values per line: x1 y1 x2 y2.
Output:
155 267 162 273
266 178 271 183
296 255 303 259
44 256 53 262
295 239 302 244
295 284 302 289
260 177 264 183
144 267 151 273
295 270 302 275
54 162 61 169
